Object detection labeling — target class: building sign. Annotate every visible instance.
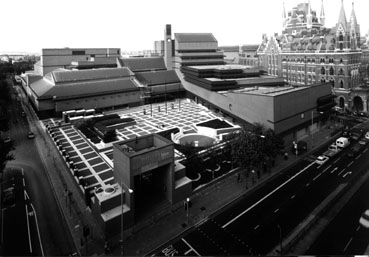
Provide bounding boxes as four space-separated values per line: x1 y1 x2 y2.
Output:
132 148 172 173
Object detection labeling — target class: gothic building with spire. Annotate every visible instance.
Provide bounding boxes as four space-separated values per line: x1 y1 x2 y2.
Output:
254 0 369 113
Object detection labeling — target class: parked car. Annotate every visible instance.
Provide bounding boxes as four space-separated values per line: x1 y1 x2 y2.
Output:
3 137 11 143
3 187 15 206
358 138 369 146
27 131 35 139
315 155 329 165
365 132 369 140
347 143 363 157
21 111 26 117
359 210 369 228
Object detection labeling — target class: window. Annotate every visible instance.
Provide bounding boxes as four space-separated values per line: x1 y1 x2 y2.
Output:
72 50 85 55
339 69 344 76
329 67 334 75
339 33 344 41
340 80 344 88
340 58 343 64
321 67 325 75
340 43 343 50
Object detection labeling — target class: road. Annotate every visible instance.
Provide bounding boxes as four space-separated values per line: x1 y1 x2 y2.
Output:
152 127 369 256
2 82 76 256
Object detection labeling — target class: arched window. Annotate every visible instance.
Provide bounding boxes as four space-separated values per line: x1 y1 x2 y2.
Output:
340 43 343 50
321 78 326 82
321 67 325 75
339 69 344 76
330 79 335 88
329 67 334 75
340 58 343 64
339 33 344 41
340 80 344 88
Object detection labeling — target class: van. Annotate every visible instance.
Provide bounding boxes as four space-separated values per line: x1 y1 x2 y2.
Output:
336 137 350 149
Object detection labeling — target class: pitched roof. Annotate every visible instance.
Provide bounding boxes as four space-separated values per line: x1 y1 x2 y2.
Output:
52 68 132 83
31 75 139 100
119 57 166 72
336 0 347 31
135 70 180 86
175 33 217 43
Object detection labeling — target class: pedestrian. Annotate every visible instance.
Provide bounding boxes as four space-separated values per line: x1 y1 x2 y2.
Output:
237 173 241 183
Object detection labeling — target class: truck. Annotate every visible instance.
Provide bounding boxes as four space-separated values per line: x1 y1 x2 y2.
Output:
323 143 342 158
336 137 350 149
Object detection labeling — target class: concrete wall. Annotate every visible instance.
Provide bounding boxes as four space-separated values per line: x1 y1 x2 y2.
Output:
54 91 141 112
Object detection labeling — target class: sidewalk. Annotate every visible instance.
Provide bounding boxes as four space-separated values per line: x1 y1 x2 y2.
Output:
114 125 338 256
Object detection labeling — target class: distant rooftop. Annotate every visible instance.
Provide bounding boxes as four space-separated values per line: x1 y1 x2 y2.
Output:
175 33 217 43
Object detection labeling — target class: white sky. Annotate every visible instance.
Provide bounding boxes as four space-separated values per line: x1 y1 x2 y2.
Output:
1 0 368 54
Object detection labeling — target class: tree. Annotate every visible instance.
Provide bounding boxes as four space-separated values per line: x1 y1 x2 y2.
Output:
0 140 15 174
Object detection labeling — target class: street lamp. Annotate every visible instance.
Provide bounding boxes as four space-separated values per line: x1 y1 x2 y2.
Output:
186 197 190 225
311 110 323 148
277 224 283 256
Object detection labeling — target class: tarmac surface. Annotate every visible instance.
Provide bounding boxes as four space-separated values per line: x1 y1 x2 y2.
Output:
10 88 365 256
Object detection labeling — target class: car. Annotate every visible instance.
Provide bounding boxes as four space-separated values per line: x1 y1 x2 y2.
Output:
365 132 369 140
3 137 11 143
347 143 363 157
27 131 35 139
315 155 329 165
3 187 15 206
358 138 369 145
21 111 26 117
359 210 369 228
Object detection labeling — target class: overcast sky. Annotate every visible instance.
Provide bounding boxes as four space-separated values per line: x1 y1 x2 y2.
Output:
1 0 368 54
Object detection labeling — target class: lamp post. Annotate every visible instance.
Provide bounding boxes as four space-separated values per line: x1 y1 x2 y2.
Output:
277 224 283 256
120 183 124 257
186 197 190 225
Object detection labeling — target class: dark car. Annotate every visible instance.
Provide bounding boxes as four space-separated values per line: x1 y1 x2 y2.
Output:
347 143 363 157
3 187 15 206
291 140 307 155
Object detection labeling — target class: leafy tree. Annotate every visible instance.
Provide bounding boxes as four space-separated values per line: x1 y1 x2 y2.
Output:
0 140 15 173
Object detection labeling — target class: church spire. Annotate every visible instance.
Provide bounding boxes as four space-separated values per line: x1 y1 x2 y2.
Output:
320 0 325 26
350 1 359 31
307 0 313 29
336 0 348 31
282 2 287 29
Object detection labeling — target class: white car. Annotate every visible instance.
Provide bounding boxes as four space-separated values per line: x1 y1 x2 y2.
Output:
359 210 369 228
365 132 369 140
315 155 329 165
27 131 35 139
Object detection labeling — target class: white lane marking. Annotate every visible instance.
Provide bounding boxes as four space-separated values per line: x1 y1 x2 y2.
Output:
25 204 32 253
222 161 316 228
333 159 340 164
342 171 352 178
364 148 368 153
356 225 361 232
182 238 201 256
347 161 354 167
313 173 322 181
184 249 192 255
356 154 362 160
274 209 279 213
290 194 295 199
254 225 259 230
343 237 353 252
338 168 346 176
31 203 44 257
322 165 332 173
330 167 338 174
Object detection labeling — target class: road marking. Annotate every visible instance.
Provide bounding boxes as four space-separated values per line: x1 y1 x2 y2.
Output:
25 204 32 254
313 173 322 181
306 183 310 187
254 225 259 230
342 171 352 178
347 161 354 167
333 159 340 164
356 225 361 232
290 194 295 199
356 154 362 160
31 203 44 257
338 168 346 176
222 161 316 228
330 167 338 174
322 165 332 173
182 238 200 256
274 209 279 213
343 237 353 252
364 148 368 153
